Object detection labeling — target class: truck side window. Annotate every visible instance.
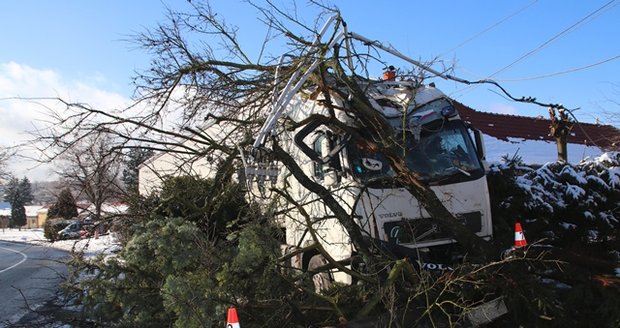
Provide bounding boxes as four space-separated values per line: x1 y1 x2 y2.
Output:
313 135 325 179
313 133 343 180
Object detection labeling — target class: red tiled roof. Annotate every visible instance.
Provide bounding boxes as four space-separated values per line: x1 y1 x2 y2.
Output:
454 101 620 150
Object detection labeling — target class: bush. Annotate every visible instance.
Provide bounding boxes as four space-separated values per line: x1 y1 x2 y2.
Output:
44 218 72 241
486 154 620 327
60 176 292 327
62 216 293 327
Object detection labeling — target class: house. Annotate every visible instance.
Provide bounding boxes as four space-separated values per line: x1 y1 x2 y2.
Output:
0 201 10 228
0 203 56 229
25 205 45 229
138 118 244 195
78 202 129 219
0 202 44 229
138 143 215 196
454 102 620 164
36 207 49 228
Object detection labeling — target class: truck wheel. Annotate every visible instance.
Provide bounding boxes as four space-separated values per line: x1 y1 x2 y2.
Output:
308 254 332 293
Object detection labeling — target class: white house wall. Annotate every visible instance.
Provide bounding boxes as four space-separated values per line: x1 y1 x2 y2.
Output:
138 118 248 195
138 145 216 195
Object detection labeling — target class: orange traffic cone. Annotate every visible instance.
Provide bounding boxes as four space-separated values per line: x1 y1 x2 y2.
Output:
226 307 240 328
514 222 527 248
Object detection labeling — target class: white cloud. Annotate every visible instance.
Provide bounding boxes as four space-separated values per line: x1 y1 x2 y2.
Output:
0 62 132 181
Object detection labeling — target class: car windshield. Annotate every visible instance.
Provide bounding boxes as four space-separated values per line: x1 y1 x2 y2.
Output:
347 120 484 185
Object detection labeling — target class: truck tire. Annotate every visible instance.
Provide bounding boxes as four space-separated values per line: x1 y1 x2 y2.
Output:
308 254 332 293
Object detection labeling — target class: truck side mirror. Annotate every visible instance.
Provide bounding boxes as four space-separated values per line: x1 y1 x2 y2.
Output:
471 127 486 160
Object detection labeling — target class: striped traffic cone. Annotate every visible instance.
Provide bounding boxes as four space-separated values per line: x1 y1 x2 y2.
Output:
514 222 527 248
226 307 240 328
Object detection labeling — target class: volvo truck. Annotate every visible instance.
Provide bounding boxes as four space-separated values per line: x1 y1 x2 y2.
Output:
246 77 493 288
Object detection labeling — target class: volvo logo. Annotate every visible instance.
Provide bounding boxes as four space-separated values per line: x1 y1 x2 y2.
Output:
378 212 402 219
420 262 454 272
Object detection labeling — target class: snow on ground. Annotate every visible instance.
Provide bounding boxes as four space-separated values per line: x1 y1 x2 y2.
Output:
0 228 121 258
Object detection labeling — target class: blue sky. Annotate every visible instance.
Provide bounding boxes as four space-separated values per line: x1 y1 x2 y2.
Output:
1 0 619 180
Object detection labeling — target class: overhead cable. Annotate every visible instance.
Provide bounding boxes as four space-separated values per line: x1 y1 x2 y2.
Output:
498 53 620 82
450 0 618 99
489 0 618 78
439 0 539 58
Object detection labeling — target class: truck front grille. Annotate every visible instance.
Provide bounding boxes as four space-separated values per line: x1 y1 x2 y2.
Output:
383 212 482 244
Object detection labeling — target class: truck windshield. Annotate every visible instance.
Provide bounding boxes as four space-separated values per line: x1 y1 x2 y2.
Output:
348 120 484 185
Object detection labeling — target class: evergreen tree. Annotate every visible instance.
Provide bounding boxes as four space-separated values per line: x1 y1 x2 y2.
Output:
4 177 34 228
19 177 33 204
48 188 78 220
122 147 154 194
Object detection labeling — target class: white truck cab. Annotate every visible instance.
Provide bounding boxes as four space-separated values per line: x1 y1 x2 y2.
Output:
260 80 493 286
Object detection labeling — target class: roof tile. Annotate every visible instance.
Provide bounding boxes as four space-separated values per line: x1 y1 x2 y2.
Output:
454 101 620 150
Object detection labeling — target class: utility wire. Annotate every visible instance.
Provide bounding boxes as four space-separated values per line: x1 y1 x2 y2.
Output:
450 0 618 98
498 53 620 82
489 0 618 78
439 0 538 58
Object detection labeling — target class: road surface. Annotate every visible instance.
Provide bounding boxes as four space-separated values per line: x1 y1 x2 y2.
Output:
0 240 69 326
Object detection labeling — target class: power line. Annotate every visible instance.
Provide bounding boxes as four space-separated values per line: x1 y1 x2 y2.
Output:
439 0 538 58
489 0 618 78
497 53 620 82
449 0 619 99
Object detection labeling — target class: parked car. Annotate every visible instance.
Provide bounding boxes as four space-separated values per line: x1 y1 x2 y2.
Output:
58 221 82 240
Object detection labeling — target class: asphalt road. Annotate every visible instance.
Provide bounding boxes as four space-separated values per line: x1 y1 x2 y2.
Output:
0 240 69 326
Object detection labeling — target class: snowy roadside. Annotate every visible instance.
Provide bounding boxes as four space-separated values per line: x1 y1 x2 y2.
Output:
0 228 122 258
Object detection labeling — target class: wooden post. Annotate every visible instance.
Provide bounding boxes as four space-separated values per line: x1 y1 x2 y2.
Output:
549 107 573 163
